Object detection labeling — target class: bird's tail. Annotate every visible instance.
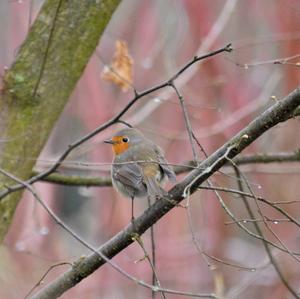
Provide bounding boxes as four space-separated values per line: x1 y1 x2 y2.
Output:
144 176 168 198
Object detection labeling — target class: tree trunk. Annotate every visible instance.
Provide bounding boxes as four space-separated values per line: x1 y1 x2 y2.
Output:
0 0 120 241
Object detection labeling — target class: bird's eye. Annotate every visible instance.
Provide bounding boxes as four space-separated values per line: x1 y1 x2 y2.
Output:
122 137 129 143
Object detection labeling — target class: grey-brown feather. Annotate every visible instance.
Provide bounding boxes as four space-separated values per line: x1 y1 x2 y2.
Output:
111 129 176 199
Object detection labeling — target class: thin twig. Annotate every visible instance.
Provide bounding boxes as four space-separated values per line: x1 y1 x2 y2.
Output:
231 164 299 298
126 0 237 127
0 168 214 299
225 218 292 225
169 82 199 162
135 233 166 299
185 134 256 272
13 80 300 299
202 183 300 257
22 151 300 187
147 196 161 299
228 52 300 69
0 44 232 201
232 162 300 263
24 262 72 299
197 185 300 228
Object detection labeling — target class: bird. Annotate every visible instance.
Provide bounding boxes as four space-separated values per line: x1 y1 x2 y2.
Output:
104 127 176 220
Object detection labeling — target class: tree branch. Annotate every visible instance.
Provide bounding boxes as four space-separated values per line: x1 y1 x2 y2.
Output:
31 86 300 298
0 44 232 200
31 151 300 187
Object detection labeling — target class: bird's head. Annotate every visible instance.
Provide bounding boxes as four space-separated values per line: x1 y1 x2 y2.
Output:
104 128 144 155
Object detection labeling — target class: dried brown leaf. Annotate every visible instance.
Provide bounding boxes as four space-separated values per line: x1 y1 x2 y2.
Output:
101 40 133 92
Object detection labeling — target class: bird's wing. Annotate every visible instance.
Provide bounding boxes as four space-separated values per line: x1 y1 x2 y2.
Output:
154 146 176 182
113 163 144 188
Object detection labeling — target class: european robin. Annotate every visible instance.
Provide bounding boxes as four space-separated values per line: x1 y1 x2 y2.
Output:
104 128 176 219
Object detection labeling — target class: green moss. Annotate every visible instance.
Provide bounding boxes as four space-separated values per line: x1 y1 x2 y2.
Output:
0 0 121 242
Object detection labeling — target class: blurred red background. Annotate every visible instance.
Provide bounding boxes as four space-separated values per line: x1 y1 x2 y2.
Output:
1 1 300 298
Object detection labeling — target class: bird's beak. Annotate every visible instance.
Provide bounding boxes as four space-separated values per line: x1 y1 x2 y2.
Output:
103 139 115 145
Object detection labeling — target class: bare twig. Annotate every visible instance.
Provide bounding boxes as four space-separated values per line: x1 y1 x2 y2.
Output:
29 151 300 187
225 218 292 225
169 82 199 162
26 84 300 299
231 164 299 298
24 262 72 299
0 167 214 299
228 52 300 69
195 71 281 137
198 185 300 219
0 44 232 201
147 196 162 299
185 134 257 272
126 0 238 126
135 233 166 299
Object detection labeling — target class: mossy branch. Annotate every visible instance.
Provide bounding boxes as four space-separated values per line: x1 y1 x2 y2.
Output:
31 151 300 187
